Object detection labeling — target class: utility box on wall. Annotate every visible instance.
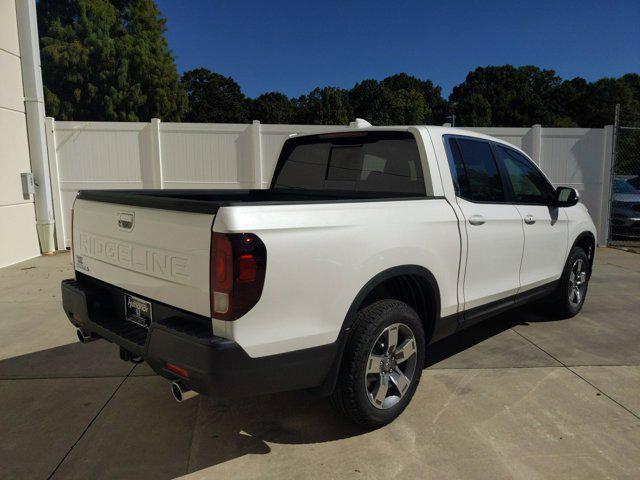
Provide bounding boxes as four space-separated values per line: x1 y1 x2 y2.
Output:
21 172 35 199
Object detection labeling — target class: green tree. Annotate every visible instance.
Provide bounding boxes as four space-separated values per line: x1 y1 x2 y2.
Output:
181 69 249 123
38 0 186 121
450 65 562 127
381 73 448 124
249 92 295 124
349 74 447 125
549 77 589 127
294 87 350 125
571 74 640 128
453 93 492 126
349 79 426 125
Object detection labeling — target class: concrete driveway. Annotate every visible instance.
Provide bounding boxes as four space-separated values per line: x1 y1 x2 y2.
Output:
1 249 639 479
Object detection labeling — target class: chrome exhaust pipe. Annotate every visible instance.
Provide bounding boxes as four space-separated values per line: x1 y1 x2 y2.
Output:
77 328 98 343
171 381 198 402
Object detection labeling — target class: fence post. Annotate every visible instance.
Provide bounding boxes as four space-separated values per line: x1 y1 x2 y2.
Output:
599 125 615 246
44 117 66 250
531 124 542 166
141 118 163 189
251 120 263 189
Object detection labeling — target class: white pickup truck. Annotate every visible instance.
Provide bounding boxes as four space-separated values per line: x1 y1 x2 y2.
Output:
62 126 596 427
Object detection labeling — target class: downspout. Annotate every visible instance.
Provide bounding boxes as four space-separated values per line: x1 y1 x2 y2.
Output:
15 0 55 253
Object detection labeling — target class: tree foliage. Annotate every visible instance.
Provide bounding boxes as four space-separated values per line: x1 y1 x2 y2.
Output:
181 69 248 123
37 2 639 129
451 67 640 128
249 92 295 124
293 87 351 125
38 0 186 121
181 67 638 127
450 66 562 127
562 74 640 128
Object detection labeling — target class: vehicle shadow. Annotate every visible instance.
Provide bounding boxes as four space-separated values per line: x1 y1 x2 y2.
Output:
425 302 552 367
187 390 368 473
0 301 561 478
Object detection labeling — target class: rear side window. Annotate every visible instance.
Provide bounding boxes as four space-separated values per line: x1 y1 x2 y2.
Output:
448 138 505 202
273 131 426 196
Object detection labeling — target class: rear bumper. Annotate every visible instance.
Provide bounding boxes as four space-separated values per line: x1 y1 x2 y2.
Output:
61 278 338 399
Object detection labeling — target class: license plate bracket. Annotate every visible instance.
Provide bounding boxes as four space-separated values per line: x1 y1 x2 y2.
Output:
124 294 153 329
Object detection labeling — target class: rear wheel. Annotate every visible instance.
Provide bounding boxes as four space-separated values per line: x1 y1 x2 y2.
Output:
547 246 590 318
331 300 425 428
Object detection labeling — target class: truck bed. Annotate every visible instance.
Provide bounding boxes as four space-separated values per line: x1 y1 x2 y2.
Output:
76 189 419 214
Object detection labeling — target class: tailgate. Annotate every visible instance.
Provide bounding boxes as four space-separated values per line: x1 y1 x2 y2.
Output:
72 198 214 317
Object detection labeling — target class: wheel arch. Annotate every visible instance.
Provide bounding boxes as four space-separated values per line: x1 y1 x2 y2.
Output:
314 265 441 396
571 231 596 275
344 265 441 340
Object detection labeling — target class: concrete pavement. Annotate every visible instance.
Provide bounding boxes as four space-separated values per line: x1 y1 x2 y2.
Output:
0 249 639 479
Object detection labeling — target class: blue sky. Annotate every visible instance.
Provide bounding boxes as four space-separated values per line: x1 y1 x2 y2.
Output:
156 0 640 99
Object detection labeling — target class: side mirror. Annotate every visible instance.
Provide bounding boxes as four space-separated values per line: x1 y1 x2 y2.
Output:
554 186 579 207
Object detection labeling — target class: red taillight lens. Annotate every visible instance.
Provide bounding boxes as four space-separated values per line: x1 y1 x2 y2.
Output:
213 233 233 292
238 254 257 283
210 232 267 320
165 362 189 378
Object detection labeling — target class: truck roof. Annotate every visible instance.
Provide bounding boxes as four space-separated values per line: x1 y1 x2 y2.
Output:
291 125 530 158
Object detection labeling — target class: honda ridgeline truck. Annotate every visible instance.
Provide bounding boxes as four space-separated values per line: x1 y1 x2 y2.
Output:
62 126 596 427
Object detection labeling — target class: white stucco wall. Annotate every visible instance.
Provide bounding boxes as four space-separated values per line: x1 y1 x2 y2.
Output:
0 0 40 267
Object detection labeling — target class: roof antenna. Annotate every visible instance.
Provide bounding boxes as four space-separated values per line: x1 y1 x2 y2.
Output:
349 118 373 128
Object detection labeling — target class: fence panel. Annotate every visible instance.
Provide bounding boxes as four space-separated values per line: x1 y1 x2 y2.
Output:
48 119 612 249
50 121 149 248
160 122 253 189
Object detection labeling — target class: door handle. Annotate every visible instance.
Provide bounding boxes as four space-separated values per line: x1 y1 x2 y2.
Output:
524 214 536 225
468 215 485 226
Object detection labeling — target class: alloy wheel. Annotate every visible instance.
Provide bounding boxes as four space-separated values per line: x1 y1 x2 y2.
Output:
568 258 588 307
365 323 418 409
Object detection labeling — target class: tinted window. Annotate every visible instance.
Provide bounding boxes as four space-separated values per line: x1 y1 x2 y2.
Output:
326 147 362 181
494 146 554 204
447 138 466 196
273 132 426 195
449 138 505 202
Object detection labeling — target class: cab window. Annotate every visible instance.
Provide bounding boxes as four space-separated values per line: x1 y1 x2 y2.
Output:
274 131 426 196
494 146 554 204
447 137 505 202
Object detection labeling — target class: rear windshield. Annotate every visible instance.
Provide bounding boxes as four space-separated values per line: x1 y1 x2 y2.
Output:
272 131 426 196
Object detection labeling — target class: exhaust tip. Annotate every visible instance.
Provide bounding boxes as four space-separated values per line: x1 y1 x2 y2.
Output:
171 381 198 402
77 328 98 343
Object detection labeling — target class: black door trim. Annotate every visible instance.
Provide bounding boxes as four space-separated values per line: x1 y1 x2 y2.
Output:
458 280 559 330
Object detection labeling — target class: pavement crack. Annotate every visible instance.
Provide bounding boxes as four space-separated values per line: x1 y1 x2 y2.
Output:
46 364 136 480
566 367 640 421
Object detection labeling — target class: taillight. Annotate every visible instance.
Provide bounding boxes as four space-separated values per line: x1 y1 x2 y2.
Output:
165 362 189 378
210 232 267 320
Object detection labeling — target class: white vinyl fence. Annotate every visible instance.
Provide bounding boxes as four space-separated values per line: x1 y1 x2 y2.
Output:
45 119 613 249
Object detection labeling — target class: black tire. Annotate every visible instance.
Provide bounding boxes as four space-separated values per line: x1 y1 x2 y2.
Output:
331 299 425 428
547 246 590 319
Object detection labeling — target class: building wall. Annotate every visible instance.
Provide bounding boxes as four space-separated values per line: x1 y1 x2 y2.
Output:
0 0 40 267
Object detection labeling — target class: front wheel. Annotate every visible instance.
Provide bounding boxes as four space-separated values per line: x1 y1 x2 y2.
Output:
547 246 590 318
331 300 425 428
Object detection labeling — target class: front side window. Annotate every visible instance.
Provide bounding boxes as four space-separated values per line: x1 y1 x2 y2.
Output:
448 137 505 202
273 131 426 196
494 146 554 204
